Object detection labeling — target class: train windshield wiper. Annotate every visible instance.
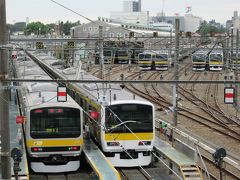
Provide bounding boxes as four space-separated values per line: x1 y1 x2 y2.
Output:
106 121 137 132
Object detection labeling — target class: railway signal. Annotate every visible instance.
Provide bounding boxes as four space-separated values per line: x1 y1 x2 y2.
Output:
67 41 75 48
224 87 235 104
36 42 44 49
57 85 67 102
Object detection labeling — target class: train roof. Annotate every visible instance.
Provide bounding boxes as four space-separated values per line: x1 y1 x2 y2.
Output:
30 52 153 107
14 51 81 110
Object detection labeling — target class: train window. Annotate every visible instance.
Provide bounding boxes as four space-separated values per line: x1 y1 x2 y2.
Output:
30 107 81 139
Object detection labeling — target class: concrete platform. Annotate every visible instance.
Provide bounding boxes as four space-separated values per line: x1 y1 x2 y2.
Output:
83 137 121 180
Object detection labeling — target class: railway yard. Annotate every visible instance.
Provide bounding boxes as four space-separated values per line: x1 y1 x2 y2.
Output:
1 24 240 180
7 43 239 179
86 59 240 179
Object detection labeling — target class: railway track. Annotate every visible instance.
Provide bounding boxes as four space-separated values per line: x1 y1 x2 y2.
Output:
118 168 152 180
29 171 91 180
120 67 240 146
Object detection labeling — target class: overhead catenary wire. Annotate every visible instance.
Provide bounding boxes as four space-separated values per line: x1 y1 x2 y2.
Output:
49 0 94 23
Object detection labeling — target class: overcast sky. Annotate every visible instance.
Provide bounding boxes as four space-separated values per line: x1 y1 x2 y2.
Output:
6 0 240 24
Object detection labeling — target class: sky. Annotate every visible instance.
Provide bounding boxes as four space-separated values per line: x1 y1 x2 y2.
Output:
5 0 240 25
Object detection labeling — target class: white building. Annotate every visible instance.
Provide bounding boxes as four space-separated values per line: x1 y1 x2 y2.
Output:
184 14 201 32
123 0 141 12
110 11 149 25
226 11 240 35
232 11 240 30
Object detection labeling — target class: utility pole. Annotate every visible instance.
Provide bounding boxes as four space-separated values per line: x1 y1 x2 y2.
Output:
173 18 180 127
99 26 104 80
0 0 11 179
235 29 239 115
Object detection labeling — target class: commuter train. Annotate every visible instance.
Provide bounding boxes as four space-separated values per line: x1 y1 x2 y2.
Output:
114 49 130 64
27 51 155 167
138 50 170 70
209 46 224 71
229 50 240 69
13 51 84 173
103 50 114 64
191 49 209 71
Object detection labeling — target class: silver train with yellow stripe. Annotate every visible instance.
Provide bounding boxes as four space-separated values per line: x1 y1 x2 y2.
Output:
14 52 84 173
209 45 223 71
138 50 171 70
27 51 155 167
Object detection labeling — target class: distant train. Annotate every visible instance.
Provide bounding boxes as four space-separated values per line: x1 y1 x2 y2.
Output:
229 50 240 70
114 49 130 64
138 50 171 70
13 51 84 173
209 46 223 71
103 50 113 64
27 51 155 167
191 49 209 71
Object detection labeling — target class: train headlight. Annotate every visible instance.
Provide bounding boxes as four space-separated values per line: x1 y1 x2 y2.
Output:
138 141 151 146
107 142 120 146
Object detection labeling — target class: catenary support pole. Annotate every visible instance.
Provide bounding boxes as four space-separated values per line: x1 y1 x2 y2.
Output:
173 18 180 127
0 0 11 179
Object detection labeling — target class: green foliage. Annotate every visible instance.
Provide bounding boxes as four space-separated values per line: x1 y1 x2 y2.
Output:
9 22 26 32
197 20 226 36
63 21 80 35
24 22 48 35
22 21 80 36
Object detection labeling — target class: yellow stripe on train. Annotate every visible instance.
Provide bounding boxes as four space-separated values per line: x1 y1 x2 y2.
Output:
105 133 154 141
138 61 152 64
209 61 223 65
155 61 168 65
27 138 84 147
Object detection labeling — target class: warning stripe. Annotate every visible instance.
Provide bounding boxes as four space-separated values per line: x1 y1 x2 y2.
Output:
58 92 67 96
225 93 234 98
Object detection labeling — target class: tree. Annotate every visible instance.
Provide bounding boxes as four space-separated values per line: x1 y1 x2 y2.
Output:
197 20 226 36
9 22 26 32
63 21 80 35
24 22 50 35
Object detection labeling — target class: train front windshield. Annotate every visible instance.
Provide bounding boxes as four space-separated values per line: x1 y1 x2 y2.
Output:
117 50 128 57
156 54 168 61
139 54 151 61
30 107 81 138
193 54 206 62
105 104 153 133
210 54 222 61
104 51 112 56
